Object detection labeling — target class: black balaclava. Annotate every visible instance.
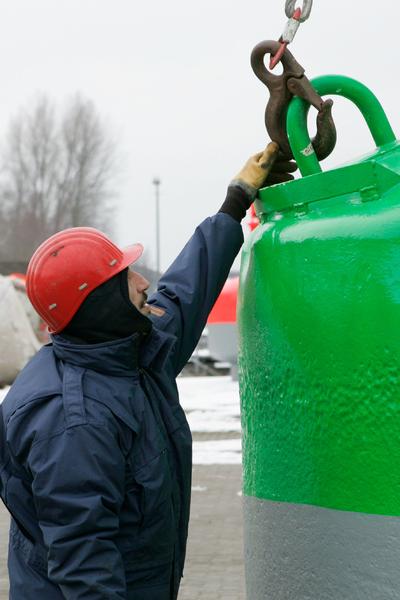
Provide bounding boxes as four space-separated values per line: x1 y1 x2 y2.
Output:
60 268 152 344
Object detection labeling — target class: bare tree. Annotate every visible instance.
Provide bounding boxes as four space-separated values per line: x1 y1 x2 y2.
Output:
0 95 117 261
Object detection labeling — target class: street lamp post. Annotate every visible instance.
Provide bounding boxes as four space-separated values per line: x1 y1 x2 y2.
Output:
152 178 161 275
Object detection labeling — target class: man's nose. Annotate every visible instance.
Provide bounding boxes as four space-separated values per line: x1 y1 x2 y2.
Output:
134 273 150 293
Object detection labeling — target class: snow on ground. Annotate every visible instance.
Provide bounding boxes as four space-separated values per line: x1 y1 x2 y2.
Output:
177 376 241 433
0 376 242 465
192 438 242 465
0 387 9 404
178 376 242 465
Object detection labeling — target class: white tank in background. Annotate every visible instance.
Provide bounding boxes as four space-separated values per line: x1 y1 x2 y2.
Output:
0 275 40 385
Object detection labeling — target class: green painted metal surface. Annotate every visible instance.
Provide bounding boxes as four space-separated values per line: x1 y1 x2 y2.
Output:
238 75 400 516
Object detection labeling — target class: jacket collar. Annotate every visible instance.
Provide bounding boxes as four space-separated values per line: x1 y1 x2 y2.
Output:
52 327 176 376
139 327 177 371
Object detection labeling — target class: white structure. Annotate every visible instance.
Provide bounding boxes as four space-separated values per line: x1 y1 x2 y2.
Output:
0 275 40 385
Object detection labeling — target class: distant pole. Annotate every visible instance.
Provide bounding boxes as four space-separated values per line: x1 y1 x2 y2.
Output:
152 177 161 275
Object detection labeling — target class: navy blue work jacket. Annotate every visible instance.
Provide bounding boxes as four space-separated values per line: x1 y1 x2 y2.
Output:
0 213 243 599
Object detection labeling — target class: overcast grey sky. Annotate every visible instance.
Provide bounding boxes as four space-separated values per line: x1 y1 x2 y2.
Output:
0 0 398 270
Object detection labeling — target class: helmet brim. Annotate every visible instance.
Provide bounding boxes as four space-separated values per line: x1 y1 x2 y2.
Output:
121 243 144 269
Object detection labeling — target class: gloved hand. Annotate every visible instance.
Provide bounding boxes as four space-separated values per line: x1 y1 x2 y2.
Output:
232 142 298 197
219 142 297 223
263 151 298 185
231 142 280 198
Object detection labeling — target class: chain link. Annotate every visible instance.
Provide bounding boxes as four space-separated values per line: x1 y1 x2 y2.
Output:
270 0 314 69
285 0 313 22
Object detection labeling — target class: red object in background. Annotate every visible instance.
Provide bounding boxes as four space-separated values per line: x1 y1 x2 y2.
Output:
207 208 258 326
208 277 239 324
249 204 259 231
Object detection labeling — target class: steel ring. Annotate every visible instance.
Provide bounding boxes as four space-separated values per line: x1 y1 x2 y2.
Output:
285 0 313 22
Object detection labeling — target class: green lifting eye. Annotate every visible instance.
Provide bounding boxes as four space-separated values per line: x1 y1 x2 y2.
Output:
286 75 397 177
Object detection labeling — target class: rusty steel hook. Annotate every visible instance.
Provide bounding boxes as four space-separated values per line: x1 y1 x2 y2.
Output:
251 40 337 160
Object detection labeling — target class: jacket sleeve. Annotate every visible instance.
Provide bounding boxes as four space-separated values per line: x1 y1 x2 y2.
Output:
28 423 127 599
148 212 244 374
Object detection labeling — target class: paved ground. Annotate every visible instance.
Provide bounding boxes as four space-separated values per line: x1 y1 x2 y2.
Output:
179 465 245 600
0 505 8 599
0 464 245 599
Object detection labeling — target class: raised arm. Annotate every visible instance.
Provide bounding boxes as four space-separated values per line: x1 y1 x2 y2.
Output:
148 143 295 373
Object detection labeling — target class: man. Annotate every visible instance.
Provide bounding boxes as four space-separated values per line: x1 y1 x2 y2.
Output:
0 143 295 599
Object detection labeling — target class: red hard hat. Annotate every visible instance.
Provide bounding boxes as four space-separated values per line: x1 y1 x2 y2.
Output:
26 227 143 334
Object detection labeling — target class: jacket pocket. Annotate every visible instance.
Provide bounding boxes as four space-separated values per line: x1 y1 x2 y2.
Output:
3 467 41 550
120 448 175 568
9 520 48 577
125 561 172 591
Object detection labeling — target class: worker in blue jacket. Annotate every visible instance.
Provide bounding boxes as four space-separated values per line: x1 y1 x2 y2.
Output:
0 142 295 599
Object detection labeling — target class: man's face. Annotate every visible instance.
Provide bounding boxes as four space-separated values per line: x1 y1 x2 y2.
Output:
127 269 151 315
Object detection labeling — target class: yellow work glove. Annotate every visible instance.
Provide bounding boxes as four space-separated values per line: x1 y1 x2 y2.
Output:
219 143 297 222
231 142 279 199
231 142 297 200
